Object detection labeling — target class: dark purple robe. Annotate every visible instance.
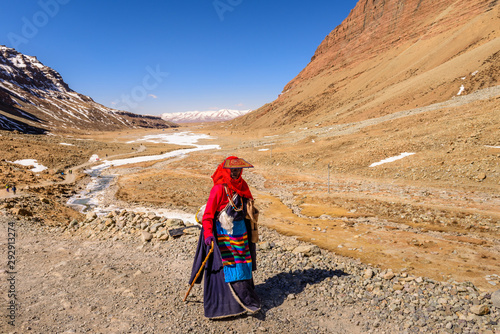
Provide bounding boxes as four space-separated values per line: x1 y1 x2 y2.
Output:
189 218 260 319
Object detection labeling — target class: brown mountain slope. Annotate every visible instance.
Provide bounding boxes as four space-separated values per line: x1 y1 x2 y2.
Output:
233 0 499 129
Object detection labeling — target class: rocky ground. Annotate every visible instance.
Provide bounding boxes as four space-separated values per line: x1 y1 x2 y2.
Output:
1 211 499 334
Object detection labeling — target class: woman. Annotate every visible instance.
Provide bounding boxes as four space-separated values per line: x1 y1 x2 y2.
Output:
189 156 261 319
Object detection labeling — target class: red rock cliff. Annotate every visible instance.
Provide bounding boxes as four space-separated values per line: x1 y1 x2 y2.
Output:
285 0 496 91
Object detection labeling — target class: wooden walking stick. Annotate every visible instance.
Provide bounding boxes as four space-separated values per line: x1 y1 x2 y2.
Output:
183 241 214 302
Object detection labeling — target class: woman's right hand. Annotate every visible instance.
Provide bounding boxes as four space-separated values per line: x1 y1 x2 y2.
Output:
204 236 214 246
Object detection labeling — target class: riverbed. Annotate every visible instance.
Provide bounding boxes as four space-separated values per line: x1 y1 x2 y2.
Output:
66 131 219 223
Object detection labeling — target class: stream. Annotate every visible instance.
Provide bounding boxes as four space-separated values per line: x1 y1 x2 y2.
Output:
66 132 219 224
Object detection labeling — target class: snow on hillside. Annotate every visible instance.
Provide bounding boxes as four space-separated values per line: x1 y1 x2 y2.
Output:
0 45 173 132
161 109 251 123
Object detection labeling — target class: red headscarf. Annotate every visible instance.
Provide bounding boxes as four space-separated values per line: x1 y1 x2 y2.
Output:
211 156 253 199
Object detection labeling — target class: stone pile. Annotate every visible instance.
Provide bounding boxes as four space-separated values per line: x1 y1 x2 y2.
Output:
67 209 200 242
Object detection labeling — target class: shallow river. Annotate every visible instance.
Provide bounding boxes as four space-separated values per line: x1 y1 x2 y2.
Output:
66 132 219 224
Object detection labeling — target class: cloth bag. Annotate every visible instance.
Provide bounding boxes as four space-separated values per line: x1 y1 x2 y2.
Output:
245 200 259 243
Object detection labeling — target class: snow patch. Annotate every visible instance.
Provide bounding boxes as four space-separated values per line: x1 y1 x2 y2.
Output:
369 152 415 167
126 132 215 146
457 85 465 95
10 159 48 172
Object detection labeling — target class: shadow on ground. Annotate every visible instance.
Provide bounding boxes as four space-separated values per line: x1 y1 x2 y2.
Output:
254 268 348 319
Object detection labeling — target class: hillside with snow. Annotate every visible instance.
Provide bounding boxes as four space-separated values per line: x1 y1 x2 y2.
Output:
0 46 176 133
161 109 251 123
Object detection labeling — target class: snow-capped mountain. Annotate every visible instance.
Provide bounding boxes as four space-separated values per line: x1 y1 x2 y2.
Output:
0 46 176 133
161 109 251 123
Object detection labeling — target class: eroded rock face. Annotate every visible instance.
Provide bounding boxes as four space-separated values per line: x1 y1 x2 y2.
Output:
287 0 495 88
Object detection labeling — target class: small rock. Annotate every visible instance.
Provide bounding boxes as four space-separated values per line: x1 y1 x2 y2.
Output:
364 269 374 279
383 272 395 280
166 218 185 228
159 234 169 241
491 290 500 308
150 223 163 233
469 304 490 316
438 298 448 305
11 208 32 216
259 242 271 250
141 231 153 242
292 245 321 257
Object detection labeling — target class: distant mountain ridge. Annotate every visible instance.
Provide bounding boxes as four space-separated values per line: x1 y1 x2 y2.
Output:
161 109 251 123
0 46 176 133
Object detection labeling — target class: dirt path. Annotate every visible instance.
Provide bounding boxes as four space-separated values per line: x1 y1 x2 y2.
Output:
0 215 371 334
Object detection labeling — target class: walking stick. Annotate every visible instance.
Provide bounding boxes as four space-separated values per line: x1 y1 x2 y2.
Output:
183 241 214 302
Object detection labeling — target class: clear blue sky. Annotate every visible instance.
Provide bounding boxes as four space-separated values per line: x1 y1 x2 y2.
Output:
1 0 358 115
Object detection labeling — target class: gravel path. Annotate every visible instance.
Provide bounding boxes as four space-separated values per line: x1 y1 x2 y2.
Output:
1 211 498 334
